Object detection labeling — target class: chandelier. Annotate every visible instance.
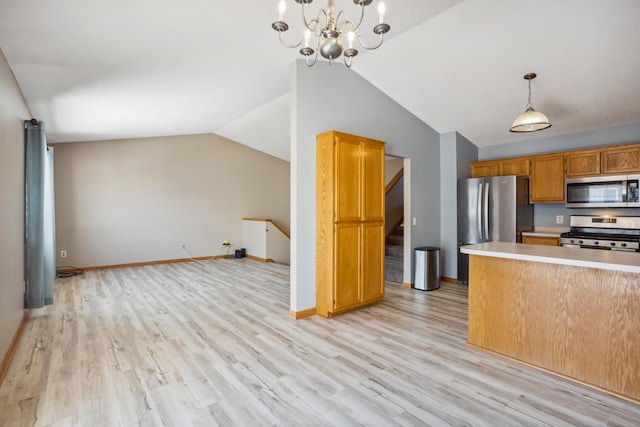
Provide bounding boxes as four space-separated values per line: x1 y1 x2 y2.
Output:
272 0 390 68
510 73 552 133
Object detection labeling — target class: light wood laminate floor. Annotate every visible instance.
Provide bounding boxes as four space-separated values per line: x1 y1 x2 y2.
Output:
0 259 638 426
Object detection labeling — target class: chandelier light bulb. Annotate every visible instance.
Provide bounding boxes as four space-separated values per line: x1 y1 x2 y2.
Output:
304 29 311 48
272 0 391 68
378 2 386 24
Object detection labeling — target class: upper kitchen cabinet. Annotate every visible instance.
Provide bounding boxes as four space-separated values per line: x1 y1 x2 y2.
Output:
530 154 565 203
470 161 499 178
499 158 530 177
470 158 529 178
565 149 601 177
602 145 640 175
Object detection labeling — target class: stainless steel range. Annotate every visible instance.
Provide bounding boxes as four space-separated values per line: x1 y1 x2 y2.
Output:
560 215 640 252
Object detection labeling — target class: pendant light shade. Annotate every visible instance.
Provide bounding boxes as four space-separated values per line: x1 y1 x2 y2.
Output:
510 107 552 132
510 73 551 133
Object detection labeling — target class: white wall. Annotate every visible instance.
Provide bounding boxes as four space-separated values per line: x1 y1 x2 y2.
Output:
0 47 31 362
54 133 290 268
243 220 268 259
266 221 290 265
290 59 441 313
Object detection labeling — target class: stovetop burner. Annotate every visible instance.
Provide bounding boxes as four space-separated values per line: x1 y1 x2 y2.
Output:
560 231 640 242
560 215 640 251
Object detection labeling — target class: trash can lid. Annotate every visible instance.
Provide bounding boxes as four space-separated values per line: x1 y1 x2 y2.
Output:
415 246 440 251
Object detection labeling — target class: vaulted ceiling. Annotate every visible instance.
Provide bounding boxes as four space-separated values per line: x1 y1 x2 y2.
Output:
1 0 639 161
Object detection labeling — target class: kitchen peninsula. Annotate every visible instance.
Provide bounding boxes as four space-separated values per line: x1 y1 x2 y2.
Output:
461 242 640 402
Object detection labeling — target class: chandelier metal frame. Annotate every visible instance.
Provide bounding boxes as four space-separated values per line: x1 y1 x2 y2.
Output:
272 0 390 68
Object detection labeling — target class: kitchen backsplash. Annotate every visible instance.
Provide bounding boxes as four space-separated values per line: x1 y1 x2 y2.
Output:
534 204 640 227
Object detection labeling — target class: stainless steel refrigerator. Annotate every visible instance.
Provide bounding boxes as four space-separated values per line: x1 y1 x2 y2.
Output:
457 175 533 284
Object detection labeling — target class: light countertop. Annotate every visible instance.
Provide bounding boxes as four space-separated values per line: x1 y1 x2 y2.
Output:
461 241 640 273
521 227 568 238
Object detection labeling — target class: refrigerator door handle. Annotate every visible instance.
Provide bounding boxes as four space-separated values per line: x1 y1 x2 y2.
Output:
477 183 483 239
484 182 490 240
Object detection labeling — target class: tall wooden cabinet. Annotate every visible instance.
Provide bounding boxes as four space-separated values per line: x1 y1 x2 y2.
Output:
316 131 385 317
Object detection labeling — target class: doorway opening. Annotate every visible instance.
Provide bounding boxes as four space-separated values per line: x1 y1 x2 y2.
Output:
384 155 411 287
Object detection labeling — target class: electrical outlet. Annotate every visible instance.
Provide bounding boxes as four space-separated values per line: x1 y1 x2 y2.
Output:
556 215 564 224
61 250 67 258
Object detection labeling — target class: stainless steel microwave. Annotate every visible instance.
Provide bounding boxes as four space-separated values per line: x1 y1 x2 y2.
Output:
565 174 640 208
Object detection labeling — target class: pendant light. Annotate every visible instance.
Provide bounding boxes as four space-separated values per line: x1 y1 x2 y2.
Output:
510 73 551 133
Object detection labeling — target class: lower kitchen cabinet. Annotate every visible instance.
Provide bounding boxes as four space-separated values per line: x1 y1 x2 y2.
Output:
522 235 560 246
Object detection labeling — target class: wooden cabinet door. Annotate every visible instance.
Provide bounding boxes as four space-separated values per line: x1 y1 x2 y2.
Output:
334 223 361 310
316 131 386 317
530 155 565 203
362 140 385 221
335 136 361 221
470 161 499 178
499 158 530 177
522 235 560 246
565 150 601 177
361 223 384 302
602 146 640 174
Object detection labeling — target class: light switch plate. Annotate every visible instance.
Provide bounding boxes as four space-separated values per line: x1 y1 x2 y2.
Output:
412 217 417 226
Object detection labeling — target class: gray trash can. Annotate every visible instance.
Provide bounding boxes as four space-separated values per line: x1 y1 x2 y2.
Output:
414 246 440 291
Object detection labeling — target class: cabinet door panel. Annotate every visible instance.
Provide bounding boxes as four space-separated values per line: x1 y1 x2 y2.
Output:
334 223 361 310
522 235 560 246
470 161 499 178
362 141 385 221
565 151 600 177
500 159 530 177
362 223 384 301
335 137 361 221
602 147 640 174
530 155 565 203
